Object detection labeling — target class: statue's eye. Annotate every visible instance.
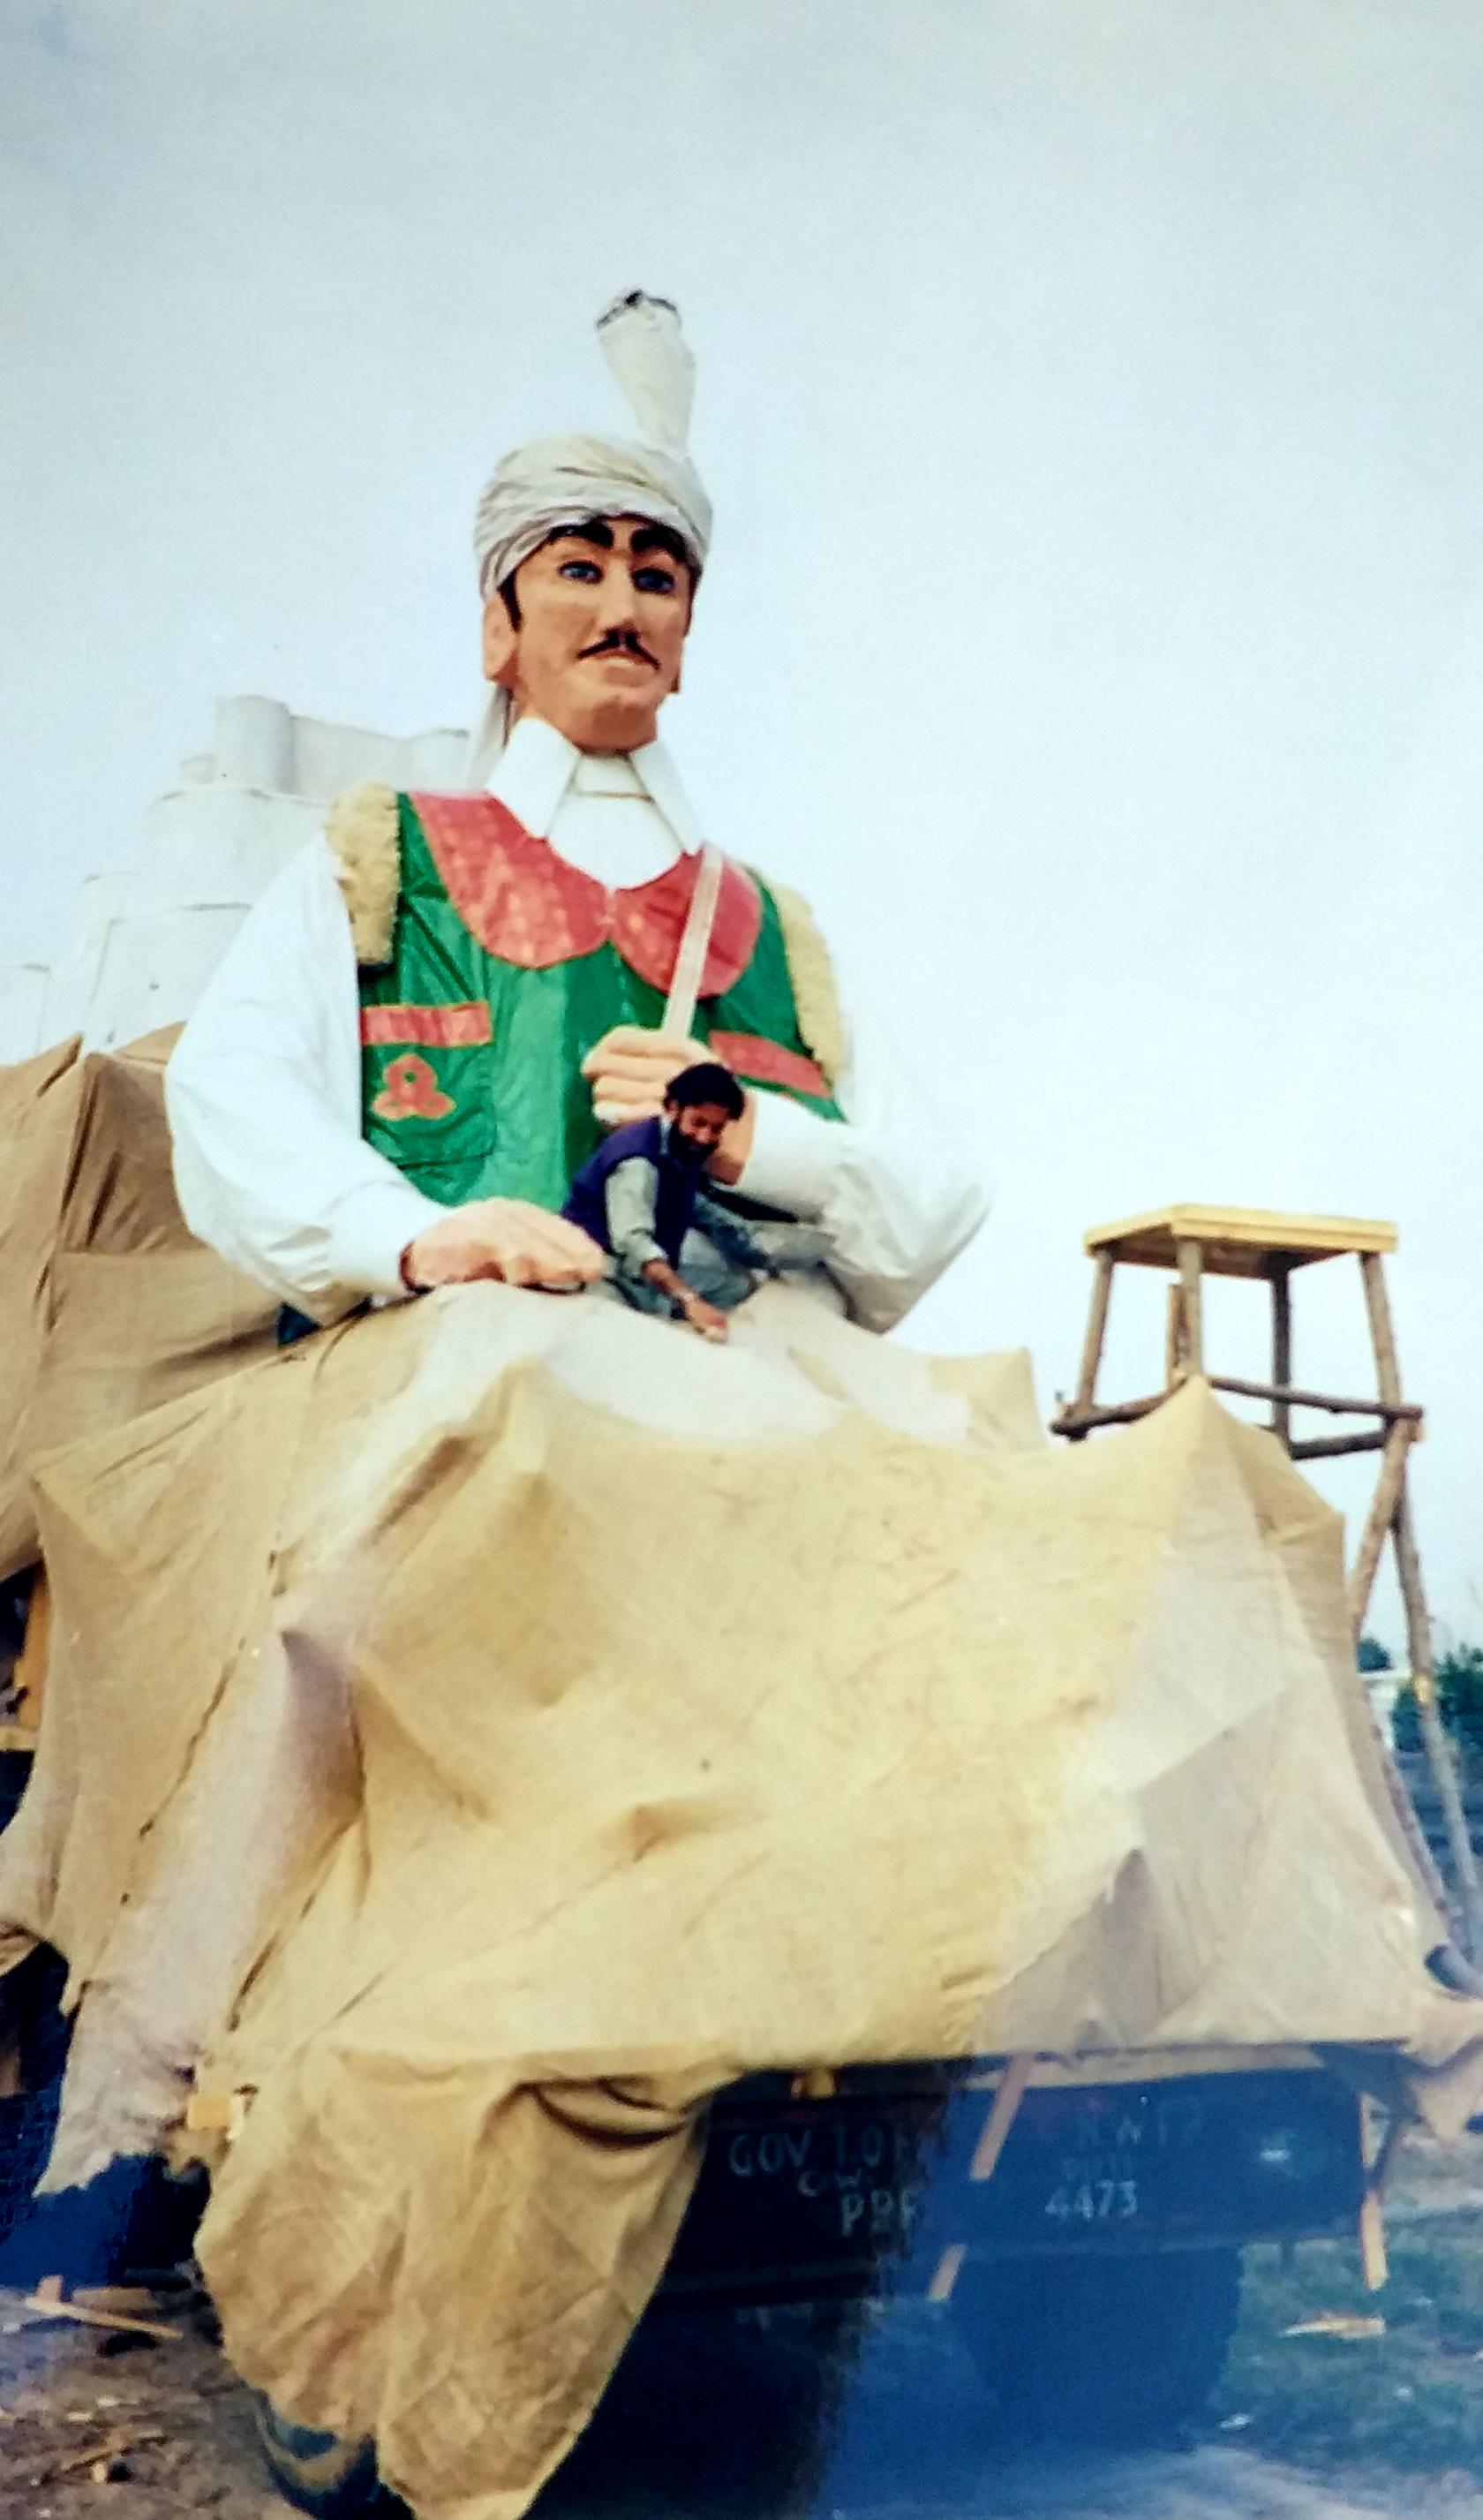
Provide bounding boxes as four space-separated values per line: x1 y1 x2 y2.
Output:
558 559 602 583
634 567 678 596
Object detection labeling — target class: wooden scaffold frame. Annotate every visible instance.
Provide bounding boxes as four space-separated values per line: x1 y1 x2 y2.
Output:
1051 1203 1483 1966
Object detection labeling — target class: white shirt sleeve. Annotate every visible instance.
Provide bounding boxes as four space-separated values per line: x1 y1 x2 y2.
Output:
732 966 989 1334
165 838 447 1324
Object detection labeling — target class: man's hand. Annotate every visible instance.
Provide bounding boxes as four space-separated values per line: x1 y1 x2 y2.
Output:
637 1255 730 1343
582 1025 757 1177
401 1198 606 1294
679 1292 729 1343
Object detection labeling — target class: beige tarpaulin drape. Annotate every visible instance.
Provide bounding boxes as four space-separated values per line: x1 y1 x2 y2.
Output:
0 1034 84 1579
0 1030 279 1581
3 1272 1482 2520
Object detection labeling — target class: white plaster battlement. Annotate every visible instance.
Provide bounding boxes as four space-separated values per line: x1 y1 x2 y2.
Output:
209 696 466 800
138 786 326 915
2 698 470 1062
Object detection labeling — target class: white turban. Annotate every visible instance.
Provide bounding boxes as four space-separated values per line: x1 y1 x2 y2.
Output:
471 291 711 601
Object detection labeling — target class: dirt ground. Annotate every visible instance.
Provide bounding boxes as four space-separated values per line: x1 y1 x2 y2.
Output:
0 2288 275 2520
1209 2124 1483 2484
1 2127 1481 2519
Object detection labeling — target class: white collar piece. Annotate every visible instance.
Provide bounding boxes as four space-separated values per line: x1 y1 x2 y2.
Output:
485 713 705 858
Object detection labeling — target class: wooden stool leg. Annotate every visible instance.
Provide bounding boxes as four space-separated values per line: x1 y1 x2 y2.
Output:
1269 1262 1292 1450
1395 1478 1483 1958
1070 1252 1115 1428
1353 1253 1416 1633
1344 1508 1461 1954
1348 1422 1415 1635
1359 1253 1402 1408
1174 1240 1204 1379
1361 1254 1483 1957
1163 1286 1185 1388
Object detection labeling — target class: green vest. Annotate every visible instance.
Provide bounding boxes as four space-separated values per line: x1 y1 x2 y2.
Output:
355 790 844 1213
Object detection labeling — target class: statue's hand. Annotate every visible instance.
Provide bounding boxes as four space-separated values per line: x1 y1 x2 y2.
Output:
402 1198 606 1294
581 1025 757 1179
581 1025 707 1126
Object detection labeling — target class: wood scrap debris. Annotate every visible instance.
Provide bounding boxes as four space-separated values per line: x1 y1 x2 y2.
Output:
19 2275 182 2343
1282 2310 1388 2340
46 2424 162 2484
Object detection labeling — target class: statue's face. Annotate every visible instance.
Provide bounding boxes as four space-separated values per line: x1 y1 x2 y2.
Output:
482 514 695 752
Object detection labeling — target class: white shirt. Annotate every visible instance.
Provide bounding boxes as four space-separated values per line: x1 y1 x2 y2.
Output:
165 716 987 1333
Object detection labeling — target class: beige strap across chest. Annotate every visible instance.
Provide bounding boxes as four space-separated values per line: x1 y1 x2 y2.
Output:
662 842 724 1041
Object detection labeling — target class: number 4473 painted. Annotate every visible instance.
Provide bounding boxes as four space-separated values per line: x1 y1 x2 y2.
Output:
1044 2176 1140 2223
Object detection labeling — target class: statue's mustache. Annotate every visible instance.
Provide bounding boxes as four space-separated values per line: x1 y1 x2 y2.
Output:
578 632 659 668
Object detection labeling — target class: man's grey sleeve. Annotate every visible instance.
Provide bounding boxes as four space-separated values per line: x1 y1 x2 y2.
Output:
605 1158 669 1275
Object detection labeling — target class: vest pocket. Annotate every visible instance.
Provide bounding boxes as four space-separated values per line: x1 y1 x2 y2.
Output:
361 1015 496 1196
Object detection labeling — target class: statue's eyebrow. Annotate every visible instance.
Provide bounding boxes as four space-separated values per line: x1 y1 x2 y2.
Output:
629 524 688 564
546 517 615 552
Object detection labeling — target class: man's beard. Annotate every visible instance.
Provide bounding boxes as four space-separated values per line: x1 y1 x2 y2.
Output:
666 1124 710 1167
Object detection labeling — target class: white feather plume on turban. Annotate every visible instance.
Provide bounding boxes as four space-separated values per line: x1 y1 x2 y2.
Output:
471 292 711 601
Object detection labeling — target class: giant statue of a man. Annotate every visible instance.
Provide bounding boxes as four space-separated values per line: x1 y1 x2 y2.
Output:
166 294 984 1332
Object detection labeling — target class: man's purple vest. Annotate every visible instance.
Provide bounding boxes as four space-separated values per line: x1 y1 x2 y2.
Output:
561 1118 697 1267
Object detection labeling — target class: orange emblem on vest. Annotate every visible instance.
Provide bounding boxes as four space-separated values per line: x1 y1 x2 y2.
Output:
372 1052 455 1122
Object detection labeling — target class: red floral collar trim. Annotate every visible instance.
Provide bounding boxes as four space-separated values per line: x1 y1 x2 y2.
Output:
408 793 761 996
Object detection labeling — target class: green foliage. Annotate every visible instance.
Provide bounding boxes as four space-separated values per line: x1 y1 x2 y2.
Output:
1391 1684 1422 1754
1389 1644 1483 1762
1357 1634 1393 1673
1438 1646 1483 1760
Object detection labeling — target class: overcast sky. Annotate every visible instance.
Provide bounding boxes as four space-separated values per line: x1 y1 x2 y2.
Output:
4 0 1481 1645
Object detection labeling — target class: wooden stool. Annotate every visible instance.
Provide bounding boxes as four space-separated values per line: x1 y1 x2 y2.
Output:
1052 1203 1482 1957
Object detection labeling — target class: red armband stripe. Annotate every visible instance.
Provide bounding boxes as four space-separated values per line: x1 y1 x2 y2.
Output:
360 1002 493 1047
708 1033 830 1099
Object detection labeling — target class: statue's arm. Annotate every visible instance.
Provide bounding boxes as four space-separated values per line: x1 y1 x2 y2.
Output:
731 975 988 1335
164 837 448 1322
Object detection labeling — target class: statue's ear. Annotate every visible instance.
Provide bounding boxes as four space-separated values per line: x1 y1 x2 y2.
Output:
481 596 518 689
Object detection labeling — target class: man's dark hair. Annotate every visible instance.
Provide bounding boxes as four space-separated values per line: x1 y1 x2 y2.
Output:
664 1061 746 1120
497 514 696 628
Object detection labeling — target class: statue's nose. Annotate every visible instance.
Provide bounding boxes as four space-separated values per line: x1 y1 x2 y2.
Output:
595 573 641 631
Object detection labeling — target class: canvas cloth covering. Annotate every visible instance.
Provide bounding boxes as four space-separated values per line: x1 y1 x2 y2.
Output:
0 1034 84 1578
0 1030 279 1581
3 1279 1483 2520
